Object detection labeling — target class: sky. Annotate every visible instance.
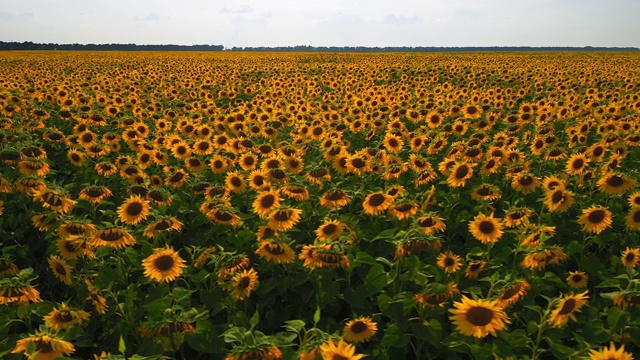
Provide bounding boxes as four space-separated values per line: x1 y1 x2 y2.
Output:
1 0 639 48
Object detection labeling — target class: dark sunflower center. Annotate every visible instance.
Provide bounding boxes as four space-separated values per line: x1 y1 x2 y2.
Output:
444 257 455 266
266 244 285 255
148 191 166 202
509 211 525 220
625 252 635 262
465 306 495 326
55 263 67 276
169 172 184 182
238 276 251 289
126 202 144 216
34 339 54 353
350 321 368 334
230 177 242 187
368 194 386 207
479 220 495 234
214 211 233 222
519 176 534 186
634 210 640 222
551 190 565 203
558 298 576 315
395 203 414 212
45 194 63 207
549 149 562 157
266 159 280 169
100 229 124 241
455 165 469 179
476 187 491 196
86 188 104 197
243 157 255 166
155 220 172 231
326 191 345 201
587 210 605 223
55 309 75 322
288 187 304 194
198 142 210 151
469 263 481 271
322 224 337 235
252 176 265 186
500 286 520 300
351 158 366 168
270 169 286 180
606 175 624 187
572 159 584 169
274 210 291 222
310 168 328 177
260 194 276 208
64 241 77 252
418 217 435 227
154 255 175 271
571 274 583 283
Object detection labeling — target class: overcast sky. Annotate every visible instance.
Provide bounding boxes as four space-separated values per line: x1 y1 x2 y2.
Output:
1 0 639 48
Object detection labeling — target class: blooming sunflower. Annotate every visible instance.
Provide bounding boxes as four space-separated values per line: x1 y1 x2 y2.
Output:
253 190 281 219
43 303 90 331
12 333 75 360
415 214 447 234
362 192 393 215
207 208 242 227
548 291 589 328
319 338 364 360
465 260 487 279
117 195 150 225
496 280 530 307
388 202 420 220
315 219 345 242
597 172 636 195
48 255 72 285
625 208 640 231
343 317 378 343
621 248 640 268
566 153 590 175
577 205 613 234
143 217 183 238
504 208 533 228
588 342 634 360
468 213 504 244
230 268 258 300
447 162 475 188
280 184 309 201
566 270 588 289
255 241 296 264
437 251 462 274
449 296 510 338
268 207 302 231
320 189 349 208
142 246 186 283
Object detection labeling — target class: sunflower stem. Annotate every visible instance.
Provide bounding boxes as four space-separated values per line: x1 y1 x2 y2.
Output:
531 308 551 360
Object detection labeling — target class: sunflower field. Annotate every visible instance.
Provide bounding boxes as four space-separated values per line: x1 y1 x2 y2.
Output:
1 51 640 359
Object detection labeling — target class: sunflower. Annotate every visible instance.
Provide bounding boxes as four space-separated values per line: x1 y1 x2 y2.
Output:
470 184 502 201
415 214 447 234
449 296 510 338
143 217 184 238
542 175 566 192
95 161 118 176
362 192 393 215
67 149 85 167
548 291 589 328
48 255 72 285
521 247 568 270
437 251 462 274
628 191 640 208
306 167 332 185
33 189 77 214
544 187 575 213
142 246 186 283
207 208 242 227
12 333 75 360
343 317 378 343
229 268 258 300
224 171 247 193
465 260 487 279
588 342 634 360
504 208 533 228
0 177 11 192
388 202 419 220
511 173 539 193
626 208 640 231
43 303 90 331
78 186 113 203
468 213 504 244
597 172 636 195
496 280 530 307
268 207 302 231
621 247 640 268
280 184 309 201
117 195 150 225
0 285 42 305
319 189 349 209
253 190 281 219
319 338 364 360
414 282 460 308
566 271 588 289
255 241 296 264
315 219 345 242
566 153 590 175
0 260 18 277
248 170 271 191
166 169 189 188
577 205 613 234
18 159 51 176
239 152 259 171
91 227 136 249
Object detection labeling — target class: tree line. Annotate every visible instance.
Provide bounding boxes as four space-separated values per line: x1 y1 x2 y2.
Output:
1 41 637 52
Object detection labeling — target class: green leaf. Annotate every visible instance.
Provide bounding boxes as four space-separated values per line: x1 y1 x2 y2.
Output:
249 310 260 330
313 306 321 325
283 319 305 334
372 229 395 241
364 264 388 296
118 335 126 354
381 323 410 348
607 306 629 332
